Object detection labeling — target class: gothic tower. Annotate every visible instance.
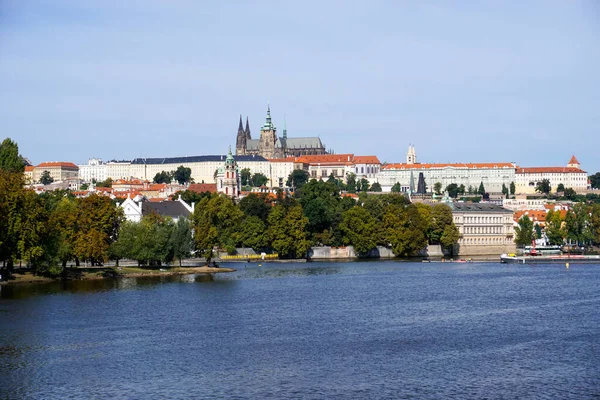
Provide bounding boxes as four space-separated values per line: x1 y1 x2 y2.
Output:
235 115 246 155
245 116 251 140
259 104 278 158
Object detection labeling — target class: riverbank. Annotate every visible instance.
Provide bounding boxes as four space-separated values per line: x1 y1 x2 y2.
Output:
0 266 235 286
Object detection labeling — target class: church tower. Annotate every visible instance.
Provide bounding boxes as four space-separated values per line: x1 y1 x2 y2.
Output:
567 155 581 169
217 146 241 199
245 116 251 140
406 144 417 165
235 115 246 155
259 104 278 158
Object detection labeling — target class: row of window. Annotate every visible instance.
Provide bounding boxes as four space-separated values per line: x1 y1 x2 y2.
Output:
460 237 511 245
463 226 505 234
458 216 508 224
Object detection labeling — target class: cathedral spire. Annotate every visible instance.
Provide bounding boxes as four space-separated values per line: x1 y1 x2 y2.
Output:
261 103 276 131
283 115 287 139
245 116 251 139
238 115 244 132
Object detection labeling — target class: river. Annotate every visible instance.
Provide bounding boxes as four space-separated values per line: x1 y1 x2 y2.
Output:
1 261 599 399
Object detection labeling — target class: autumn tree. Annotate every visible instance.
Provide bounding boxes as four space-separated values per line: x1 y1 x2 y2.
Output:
545 209 565 245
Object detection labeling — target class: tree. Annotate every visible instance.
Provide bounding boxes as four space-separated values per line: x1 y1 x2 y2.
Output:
153 171 173 184
95 178 112 188
510 181 516 195
563 187 576 200
433 182 442 195
467 185 474 195
514 215 534 247
339 207 377 255
171 217 193 266
173 189 212 205
545 209 565 245
589 173 600 190
173 166 192 185
80 183 89 190
370 182 382 192
39 170 54 185
240 168 252 186
502 183 508 197
391 182 402 193
534 223 542 239
0 138 24 173
478 181 486 196
458 184 465 196
358 178 370 192
346 173 357 193
267 204 309 258
535 179 551 195
251 173 268 187
440 224 460 255
445 183 459 198
237 216 268 251
590 204 600 245
286 169 309 190
564 203 591 246
383 204 428 257
556 183 565 193
239 193 271 222
429 204 455 245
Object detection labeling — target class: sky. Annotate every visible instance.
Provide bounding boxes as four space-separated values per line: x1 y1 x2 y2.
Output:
1 0 599 172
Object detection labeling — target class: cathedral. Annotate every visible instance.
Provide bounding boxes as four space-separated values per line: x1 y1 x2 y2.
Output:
235 105 327 158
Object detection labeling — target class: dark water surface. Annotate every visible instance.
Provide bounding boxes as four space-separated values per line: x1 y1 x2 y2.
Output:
1 261 599 399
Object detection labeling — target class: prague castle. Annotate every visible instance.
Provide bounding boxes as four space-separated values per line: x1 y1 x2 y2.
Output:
235 105 327 158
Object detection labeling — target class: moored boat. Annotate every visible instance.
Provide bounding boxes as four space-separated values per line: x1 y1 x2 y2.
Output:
500 254 600 264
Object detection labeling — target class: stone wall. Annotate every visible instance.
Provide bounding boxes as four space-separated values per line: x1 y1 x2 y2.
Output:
456 244 516 256
308 245 446 260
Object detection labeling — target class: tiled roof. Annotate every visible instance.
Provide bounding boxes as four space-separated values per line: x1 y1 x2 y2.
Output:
516 167 585 174
450 203 512 213
131 154 267 164
142 201 191 218
568 155 580 165
24 166 34 172
37 162 79 169
383 162 515 170
296 154 355 165
188 183 217 193
353 156 381 164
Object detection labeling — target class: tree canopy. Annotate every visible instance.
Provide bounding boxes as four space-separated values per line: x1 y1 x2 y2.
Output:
0 138 24 173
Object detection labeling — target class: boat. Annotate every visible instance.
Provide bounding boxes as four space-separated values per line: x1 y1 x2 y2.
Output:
500 253 600 264
523 244 562 256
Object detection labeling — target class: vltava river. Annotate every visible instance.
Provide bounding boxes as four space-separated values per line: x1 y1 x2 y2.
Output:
1 261 599 399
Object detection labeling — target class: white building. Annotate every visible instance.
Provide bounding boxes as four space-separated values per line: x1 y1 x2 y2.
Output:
119 196 194 223
377 145 516 193
267 158 306 188
515 156 587 194
78 158 107 182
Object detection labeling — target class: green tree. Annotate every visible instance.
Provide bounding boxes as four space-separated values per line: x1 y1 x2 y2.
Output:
370 182 382 192
514 215 534 247
502 183 508 197
590 204 600 245
564 203 591 246
534 223 542 239
173 166 192 185
267 204 310 258
80 183 89 190
240 168 252 186
339 207 377 255
383 204 428 257
467 185 474 195
0 138 24 173
535 179 551 195
39 170 54 185
391 182 402 193
545 209 565 245
171 217 193 266
286 169 310 190
251 173 269 187
346 173 357 193
95 178 113 188
358 178 370 192
478 181 486 196
434 182 442 195
239 193 271 222
589 173 600 190
458 184 465 196
429 204 455 245
445 183 459 198
440 224 460 256
556 183 565 193
153 171 173 184
0 171 25 269
510 181 516 195
563 187 576 200
173 189 212 205
237 216 268 251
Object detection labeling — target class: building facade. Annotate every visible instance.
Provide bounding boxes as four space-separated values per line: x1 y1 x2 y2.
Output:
515 156 587 194
236 105 327 158
33 162 79 183
216 148 241 198
78 158 108 182
450 203 516 256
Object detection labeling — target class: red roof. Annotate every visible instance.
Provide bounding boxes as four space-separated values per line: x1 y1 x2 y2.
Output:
188 183 217 193
37 162 78 169
568 155 580 165
353 156 381 164
383 162 514 170
517 167 585 174
296 154 355 165
24 166 34 172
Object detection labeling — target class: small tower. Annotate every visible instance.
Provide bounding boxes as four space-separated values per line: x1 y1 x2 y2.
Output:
406 144 417 165
567 155 580 169
217 147 241 199
259 104 278 158
235 115 247 156
282 115 288 140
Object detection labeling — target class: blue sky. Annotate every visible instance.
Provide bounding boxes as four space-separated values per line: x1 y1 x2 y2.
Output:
1 1 599 172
